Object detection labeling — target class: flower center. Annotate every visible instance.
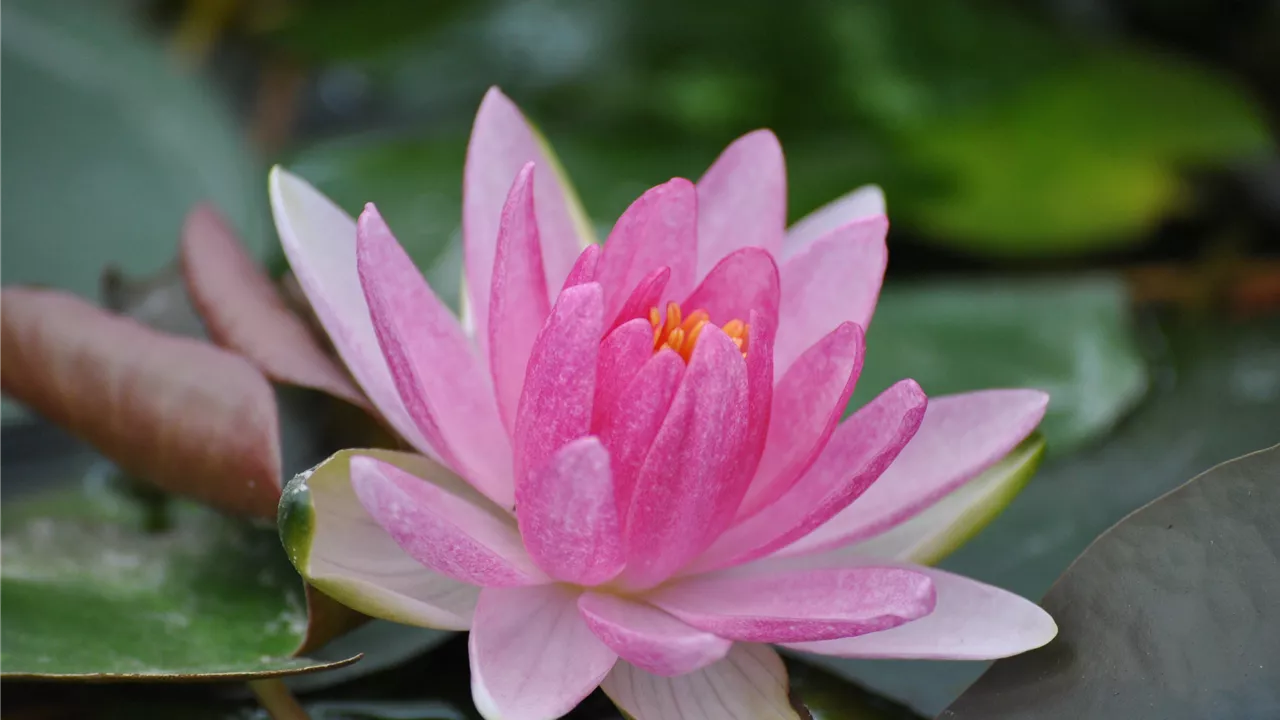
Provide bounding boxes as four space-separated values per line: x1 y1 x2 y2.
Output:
648 301 749 363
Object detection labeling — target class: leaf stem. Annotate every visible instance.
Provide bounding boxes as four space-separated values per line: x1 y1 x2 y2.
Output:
249 679 310 720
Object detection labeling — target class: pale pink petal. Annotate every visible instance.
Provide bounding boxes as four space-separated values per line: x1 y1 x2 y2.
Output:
358 205 514 507
464 88 591 369
578 592 731 677
470 585 617 720
517 436 624 585
782 556 1056 660
597 179 697 322
598 349 686 522
612 266 671 329
682 247 781 328
620 328 750 590
561 244 601 291
696 130 786 277
289 449 484 630
602 644 799 720
488 163 551 433
514 282 604 484
693 380 927 572
350 456 546 587
782 184 885 260
646 564 934 643
774 216 888 376
780 389 1049 557
593 318 660 431
268 167 429 454
738 322 865 520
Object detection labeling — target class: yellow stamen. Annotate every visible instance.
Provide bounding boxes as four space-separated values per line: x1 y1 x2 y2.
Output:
647 302 749 362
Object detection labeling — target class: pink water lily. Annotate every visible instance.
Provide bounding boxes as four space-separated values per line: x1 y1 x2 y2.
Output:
271 87 1056 720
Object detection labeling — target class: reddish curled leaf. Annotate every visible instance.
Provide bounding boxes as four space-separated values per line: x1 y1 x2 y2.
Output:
0 287 282 519
179 204 368 410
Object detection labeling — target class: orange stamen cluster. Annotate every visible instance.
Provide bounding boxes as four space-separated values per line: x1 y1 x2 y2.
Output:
648 301 749 363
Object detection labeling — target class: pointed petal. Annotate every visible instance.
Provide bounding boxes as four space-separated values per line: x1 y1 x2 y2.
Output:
694 380 927 572
179 204 367 409
696 130 786 277
682 247 781 328
518 436 624 585
562 244 601 291
514 282 604 484
620 328 750 590
852 435 1045 566
358 205 514 507
783 557 1056 660
738 322 865 520
783 184 885 260
774 216 887 376
612 266 671 329
269 166 428 453
780 389 1049 557
647 564 934 643
471 585 617 720
351 456 547 587
489 163 551 433
593 318 662 431
602 644 800 720
598 179 697 322
279 449 483 630
598 349 686 522
579 592 731 677
464 88 593 363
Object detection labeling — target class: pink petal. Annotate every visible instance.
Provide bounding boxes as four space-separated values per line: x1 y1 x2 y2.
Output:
578 592 731 677
693 380 927 572
593 318 661 431
268 167 429 455
597 349 686 522
597 179 697 322
774 215 888 376
602 644 797 720
517 436 624 585
561 244 601 291
682 247 781 328
782 184 885 260
620 328 750 590
464 88 591 368
779 389 1049 557
782 556 1056 660
470 585 617 720
514 282 604 484
737 310 775 498
647 564 935 643
358 205 514 507
738 322 865 520
350 456 546 587
489 163 551 433
695 130 786 277
611 266 670 329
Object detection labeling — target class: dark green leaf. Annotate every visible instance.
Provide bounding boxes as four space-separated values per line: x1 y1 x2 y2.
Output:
0 472 357 680
852 276 1147 454
942 444 1280 719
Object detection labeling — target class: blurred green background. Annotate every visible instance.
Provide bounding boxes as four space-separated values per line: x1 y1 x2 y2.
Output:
3 0 1279 717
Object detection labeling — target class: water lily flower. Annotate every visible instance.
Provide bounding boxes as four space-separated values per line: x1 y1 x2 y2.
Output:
272 87 1056 720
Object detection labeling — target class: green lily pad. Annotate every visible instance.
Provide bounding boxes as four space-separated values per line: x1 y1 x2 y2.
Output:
820 312 1280 714
942 444 1280 719
853 275 1147 454
0 468 358 680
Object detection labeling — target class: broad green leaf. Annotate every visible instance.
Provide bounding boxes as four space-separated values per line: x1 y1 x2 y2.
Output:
851 276 1147 454
942 444 1280 719
899 51 1271 255
852 435 1046 566
0 473 358 679
822 313 1280 714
